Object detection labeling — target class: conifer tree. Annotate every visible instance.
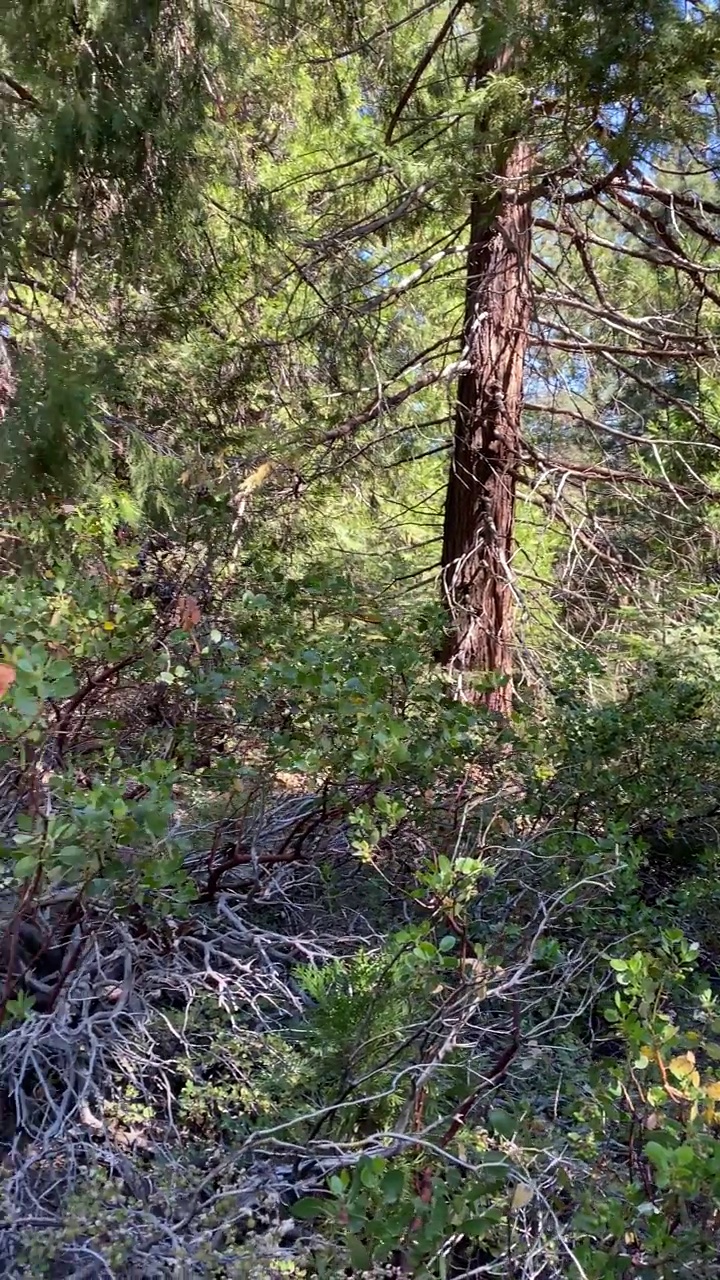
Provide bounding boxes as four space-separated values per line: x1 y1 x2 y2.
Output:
280 0 720 706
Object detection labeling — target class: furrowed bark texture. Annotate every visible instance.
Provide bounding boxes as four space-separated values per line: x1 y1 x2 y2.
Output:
440 140 532 714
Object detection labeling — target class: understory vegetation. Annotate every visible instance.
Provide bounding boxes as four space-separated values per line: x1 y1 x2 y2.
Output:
4 2 720 1277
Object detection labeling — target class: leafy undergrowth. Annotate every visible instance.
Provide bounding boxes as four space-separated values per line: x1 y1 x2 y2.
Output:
2 508 720 1277
3 815 720 1279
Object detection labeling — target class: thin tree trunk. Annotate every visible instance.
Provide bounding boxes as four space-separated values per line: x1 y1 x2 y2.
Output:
440 139 532 714
0 332 13 419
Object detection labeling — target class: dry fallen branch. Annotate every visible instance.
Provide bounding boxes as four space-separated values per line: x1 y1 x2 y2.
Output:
0 782 623 1277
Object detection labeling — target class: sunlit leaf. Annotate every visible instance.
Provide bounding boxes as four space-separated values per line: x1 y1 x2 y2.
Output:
668 1053 696 1081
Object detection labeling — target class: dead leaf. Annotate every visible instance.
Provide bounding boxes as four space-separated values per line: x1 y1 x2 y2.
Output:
176 594 202 630
511 1183 534 1212
238 460 274 495
0 663 16 699
706 1081 720 1101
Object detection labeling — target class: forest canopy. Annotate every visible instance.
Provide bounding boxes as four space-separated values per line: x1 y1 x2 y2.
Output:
3 2 720 1276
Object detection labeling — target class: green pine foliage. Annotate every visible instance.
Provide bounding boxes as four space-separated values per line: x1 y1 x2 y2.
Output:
4 2 720 1276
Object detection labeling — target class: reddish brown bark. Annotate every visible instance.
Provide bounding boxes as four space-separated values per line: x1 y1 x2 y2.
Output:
440 140 533 714
0 333 13 420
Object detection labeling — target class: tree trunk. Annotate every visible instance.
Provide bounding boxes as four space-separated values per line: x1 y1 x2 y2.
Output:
0 332 13 420
440 140 532 714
